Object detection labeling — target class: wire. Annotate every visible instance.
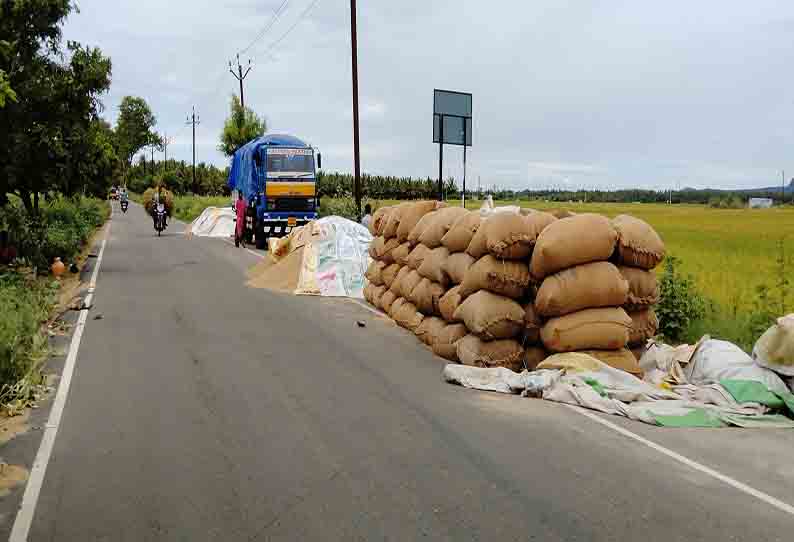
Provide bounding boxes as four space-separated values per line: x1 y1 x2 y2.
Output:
238 0 292 56
258 0 321 57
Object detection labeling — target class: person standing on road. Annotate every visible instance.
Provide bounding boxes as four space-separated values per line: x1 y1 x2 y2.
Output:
361 203 372 229
235 192 247 246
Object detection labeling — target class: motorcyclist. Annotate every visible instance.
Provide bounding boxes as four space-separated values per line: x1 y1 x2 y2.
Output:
151 186 168 228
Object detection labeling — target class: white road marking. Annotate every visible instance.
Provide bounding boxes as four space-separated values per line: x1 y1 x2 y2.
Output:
9 214 112 542
348 298 385 317
566 404 794 518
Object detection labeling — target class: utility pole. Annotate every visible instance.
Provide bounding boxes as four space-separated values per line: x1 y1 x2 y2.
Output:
350 0 362 219
162 134 172 168
229 54 252 109
783 170 786 205
186 107 200 194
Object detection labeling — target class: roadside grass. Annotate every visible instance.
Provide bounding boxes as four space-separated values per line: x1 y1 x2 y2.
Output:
0 196 109 410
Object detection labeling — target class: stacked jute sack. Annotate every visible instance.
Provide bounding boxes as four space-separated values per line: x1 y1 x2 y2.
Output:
531 214 665 375
363 204 665 377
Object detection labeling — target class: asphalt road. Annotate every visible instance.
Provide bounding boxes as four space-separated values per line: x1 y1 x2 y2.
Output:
15 203 794 540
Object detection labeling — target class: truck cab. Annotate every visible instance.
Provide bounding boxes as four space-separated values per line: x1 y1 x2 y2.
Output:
227 134 321 249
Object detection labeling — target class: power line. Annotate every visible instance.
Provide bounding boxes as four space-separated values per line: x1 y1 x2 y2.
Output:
238 0 292 55
259 0 322 57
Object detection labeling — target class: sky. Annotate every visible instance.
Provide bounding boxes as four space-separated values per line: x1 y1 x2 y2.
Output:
64 0 794 191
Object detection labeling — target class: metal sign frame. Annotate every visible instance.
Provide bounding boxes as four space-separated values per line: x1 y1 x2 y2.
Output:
433 89 472 202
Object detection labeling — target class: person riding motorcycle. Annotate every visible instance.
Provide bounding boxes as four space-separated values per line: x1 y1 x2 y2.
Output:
151 187 167 229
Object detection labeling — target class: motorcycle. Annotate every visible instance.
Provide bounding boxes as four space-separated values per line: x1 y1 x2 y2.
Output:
120 199 128 213
154 203 167 236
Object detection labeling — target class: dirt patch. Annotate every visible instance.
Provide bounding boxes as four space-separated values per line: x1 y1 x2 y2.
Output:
0 464 29 497
0 412 30 447
246 248 304 293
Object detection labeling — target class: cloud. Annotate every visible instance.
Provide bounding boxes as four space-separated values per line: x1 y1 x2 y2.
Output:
65 0 794 190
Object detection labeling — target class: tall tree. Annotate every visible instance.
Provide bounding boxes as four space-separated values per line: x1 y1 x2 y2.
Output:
115 96 157 177
218 94 266 157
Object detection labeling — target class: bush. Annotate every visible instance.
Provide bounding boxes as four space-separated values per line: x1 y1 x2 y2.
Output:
0 271 58 394
656 256 707 342
318 197 377 221
0 196 108 271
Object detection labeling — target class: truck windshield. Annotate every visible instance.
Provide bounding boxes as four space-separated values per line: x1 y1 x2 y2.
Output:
266 151 314 174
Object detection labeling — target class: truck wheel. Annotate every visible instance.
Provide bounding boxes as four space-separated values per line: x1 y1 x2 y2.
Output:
255 221 267 250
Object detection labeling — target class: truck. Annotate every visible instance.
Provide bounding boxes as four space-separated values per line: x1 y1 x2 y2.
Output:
227 134 321 249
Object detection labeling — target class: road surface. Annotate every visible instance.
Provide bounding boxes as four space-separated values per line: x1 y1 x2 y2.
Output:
9 203 794 540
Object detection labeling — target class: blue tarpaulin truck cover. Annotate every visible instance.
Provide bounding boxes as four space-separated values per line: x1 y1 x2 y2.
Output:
226 134 309 201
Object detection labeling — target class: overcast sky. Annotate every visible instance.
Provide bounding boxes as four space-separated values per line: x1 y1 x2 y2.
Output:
65 0 794 191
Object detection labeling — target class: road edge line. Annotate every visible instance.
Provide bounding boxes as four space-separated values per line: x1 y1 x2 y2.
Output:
565 404 794 517
9 212 112 542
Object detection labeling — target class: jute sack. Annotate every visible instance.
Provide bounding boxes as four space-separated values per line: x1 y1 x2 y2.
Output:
370 206 393 236
628 308 659 347
530 214 618 280
486 212 557 260
418 207 470 248
550 209 576 219
371 285 388 309
392 242 413 266
442 212 481 253
613 215 665 270
393 300 425 331
396 201 444 242
388 297 406 319
432 323 468 361
365 260 387 286
369 236 384 259
382 202 409 239
464 220 489 259
618 265 660 310
363 283 374 304
378 237 401 264
579 349 643 377
524 302 544 344
534 261 629 317
439 285 463 322
382 263 401 289
453 290 525 340
398 269 424 300
407 211 438 246
459 254 531 300
390 266 410 295
405 244 430 270
525 346 549 370
380 290 397 314
541 307 632 352
410 278 446 316
443 252 475 285
457 335 525 372
415 316 447 346
417 246 451 287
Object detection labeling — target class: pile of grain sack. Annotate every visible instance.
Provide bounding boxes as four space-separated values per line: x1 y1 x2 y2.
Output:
362 202 665 376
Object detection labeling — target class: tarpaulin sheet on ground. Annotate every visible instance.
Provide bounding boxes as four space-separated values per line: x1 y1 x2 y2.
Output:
444 338 794 428
188 207 235 238
270 216 372 298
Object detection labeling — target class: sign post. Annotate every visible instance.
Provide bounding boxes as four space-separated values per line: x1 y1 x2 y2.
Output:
433 89 472 203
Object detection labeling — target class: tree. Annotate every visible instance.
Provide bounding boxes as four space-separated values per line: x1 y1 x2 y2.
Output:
0 0 113 211
115 96 157 176
218 94 266 157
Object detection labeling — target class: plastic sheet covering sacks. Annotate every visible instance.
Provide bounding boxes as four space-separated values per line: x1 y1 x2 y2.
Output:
188 207 236 238
753 314 794 377
294 216 372 298
443 343 794 428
